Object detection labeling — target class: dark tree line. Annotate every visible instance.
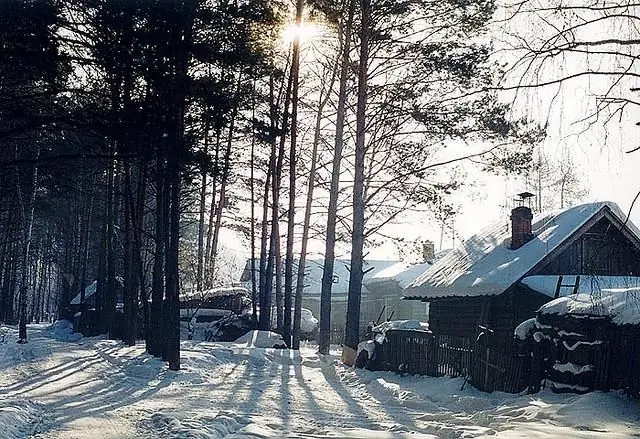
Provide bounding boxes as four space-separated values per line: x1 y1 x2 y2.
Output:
0 0 284 369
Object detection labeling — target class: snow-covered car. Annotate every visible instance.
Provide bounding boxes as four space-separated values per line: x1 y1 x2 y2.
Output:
242 307 319 341
204 313 255 342
180 287 252 340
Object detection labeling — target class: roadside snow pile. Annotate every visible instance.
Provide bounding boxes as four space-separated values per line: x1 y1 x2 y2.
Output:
146 410 259 438
0 329 50 370
242 307 319 335
233 330 286 348
357 340 376 358
298 308 318 334
46 319 82 342
0 400 44 439
539 288 640 325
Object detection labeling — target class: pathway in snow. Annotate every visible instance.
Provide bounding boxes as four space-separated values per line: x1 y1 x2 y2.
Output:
0 324 639 439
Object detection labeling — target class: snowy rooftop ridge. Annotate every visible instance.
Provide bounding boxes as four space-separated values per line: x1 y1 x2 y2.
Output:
366 262 432 289
404 201 638 299
180 286 250 302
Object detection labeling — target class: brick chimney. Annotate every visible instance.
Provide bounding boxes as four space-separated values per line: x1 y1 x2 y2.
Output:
422 240 435 264
510 192 535 250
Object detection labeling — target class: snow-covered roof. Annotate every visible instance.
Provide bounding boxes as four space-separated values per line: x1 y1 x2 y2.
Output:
367 262 409 284
180 286 250 302
539 288 640 326
241 259 401 298
367 262 433 289
404 201 639 299
70 277 124 305
71 281 97 305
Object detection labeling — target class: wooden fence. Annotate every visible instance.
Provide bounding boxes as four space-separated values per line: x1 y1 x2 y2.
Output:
469 345 527 393
373 330 527 394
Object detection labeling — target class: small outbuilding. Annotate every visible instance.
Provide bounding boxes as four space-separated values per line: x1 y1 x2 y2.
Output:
531 287 640 395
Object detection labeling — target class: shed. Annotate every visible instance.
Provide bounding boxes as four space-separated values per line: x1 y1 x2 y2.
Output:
534 288 640 394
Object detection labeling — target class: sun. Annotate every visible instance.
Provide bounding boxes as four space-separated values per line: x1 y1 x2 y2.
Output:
281 22 320 44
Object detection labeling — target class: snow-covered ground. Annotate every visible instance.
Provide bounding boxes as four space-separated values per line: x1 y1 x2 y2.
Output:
1 323 639 439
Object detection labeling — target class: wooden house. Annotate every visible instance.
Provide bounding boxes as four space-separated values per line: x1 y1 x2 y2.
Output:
403 200 640 343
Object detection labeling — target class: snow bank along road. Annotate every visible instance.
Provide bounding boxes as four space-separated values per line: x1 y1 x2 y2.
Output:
0 323 639 439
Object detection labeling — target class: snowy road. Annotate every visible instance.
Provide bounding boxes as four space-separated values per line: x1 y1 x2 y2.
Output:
1 323 639 438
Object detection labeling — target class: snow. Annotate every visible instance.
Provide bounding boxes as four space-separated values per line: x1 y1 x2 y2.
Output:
357 340 376 360
514 318 536 340
553 362 594 375
563 340 603 351
241 307 319 334
538 289 640 325
405 201 639 298
46 319 83 342
180 286 250 302
369 262 433 289
233 330 287 348
0 401 43 439
373 319 429 333
0 322 638 438
368 262 410 283
180 308 233 320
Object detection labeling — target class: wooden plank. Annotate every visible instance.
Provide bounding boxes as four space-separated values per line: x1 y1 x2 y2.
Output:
554 275 563 299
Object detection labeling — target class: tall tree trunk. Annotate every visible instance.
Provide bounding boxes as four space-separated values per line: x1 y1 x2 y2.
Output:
209 74 242 284
166 156 181 370
284 0 303 347
80 172 96 330
319 0 355 355
204 128 221 287
133 164 148 346
16 146 40 343
275 221 283 332
345 0 370 351
165 0 195 371
293 50 339 349
250 79 258 327
106 166 119 340
261 67 293 331
149 149 165 357
123 163 137 346
196 123 210 293
258 76 277 328
258 156 273 327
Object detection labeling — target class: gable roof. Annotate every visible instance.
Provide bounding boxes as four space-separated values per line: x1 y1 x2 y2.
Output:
404 201 640 299
366 262 432 289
